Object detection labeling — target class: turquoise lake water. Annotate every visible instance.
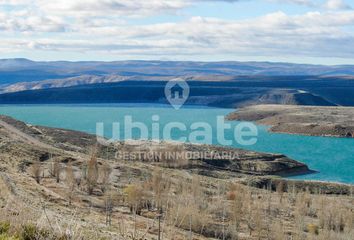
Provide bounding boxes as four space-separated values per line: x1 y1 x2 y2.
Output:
0 104 353 184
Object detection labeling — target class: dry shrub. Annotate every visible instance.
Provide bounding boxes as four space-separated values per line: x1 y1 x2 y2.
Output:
164 176 210 237
247 201 264 238
295 191 313 217
316 228 354 240
343 207 354 232
123 184 147 215
306 223 319 235
229 191 244 232
85 147 99 195
191 176 204 203
318 199 348 233
170 201 210 237
167 177 238 239
226 191 236 201
0 221 10 235
271 221 287 240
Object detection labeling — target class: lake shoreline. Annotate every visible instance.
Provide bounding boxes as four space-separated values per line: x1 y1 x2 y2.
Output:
0 114 314 178
1 104 354 184
227 104 354 138
1 113 353 192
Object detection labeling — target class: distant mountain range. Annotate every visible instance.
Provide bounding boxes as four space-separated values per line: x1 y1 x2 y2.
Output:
0 58 353 107
1 58 354 86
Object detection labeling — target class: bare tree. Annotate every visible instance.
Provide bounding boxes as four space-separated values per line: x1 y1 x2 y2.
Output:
49 159 62 183
151 169 164 210
86 147 99 195
276 181 285 203
31 160 42 184
55 160 62 183
104 190 114 226
100 162 112 193
48 157 55 177
66 161 76 205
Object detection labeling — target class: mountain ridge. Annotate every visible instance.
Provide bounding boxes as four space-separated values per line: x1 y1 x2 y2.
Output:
1 59 354 83
0 59 353 107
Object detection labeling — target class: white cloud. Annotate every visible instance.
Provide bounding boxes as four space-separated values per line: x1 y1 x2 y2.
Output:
2 10 354 59
0 9 67 32
0 0 354 61
270 0 353 10
324 0 352 10
272 0 314 7
0 0 30 5
36 0 190 18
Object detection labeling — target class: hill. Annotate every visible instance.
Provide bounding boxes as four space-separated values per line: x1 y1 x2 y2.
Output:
1 59 354 107
1 59 354 86
0 115 353 239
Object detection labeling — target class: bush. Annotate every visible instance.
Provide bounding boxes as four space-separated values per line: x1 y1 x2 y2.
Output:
20 224 50 240
0 222 10 235
226 191 236 200
20 225 37 240
0 222 51 240
306 223 319 235
123 184 147 215
0 234 20 240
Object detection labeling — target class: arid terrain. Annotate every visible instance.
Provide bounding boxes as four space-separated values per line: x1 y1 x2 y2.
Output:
0 115 353 239
227 105 354 138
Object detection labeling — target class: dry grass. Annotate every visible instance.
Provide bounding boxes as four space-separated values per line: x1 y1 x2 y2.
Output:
1 144 353 240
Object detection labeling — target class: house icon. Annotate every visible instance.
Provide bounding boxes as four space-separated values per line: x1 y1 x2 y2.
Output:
164 78 190 109
170 83 184 99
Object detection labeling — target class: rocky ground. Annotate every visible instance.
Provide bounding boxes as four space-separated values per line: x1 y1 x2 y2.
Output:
226 104 354 138
0 115 353 239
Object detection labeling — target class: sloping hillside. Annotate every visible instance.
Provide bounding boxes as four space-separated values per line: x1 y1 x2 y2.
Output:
0 115 353 240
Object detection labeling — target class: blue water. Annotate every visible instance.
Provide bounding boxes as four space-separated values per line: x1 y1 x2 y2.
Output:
0 104 353 184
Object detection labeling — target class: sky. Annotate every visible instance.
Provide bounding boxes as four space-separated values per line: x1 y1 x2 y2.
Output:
0 0 354 65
